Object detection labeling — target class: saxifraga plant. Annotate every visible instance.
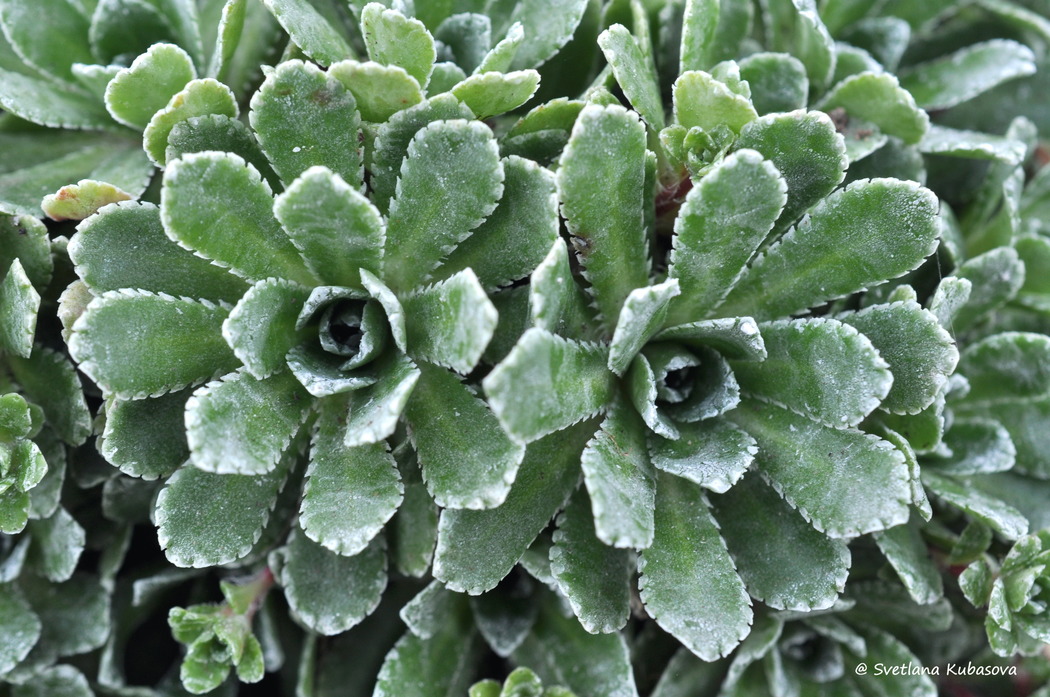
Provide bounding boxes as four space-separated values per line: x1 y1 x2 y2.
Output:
1 0 1050 695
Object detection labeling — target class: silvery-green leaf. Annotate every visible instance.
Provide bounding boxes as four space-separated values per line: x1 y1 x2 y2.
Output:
156 460 289 567
718 178 939 320
558 103 649 327
607 280 680 376
550 488 631 634
274 166 384 290
223 278 309 379
273 529 386 635
731 110 847 229
494 0 588 71
6 348 90 447
344 352 420 446
329 60 424 122
143 78 239 165
732 318 891 429
104 43 196 129
818 72 928 145
12 665 92 697
837 301 958 415
0 259 37 359
484 328 614 444
300 397 402 556
845 628 936 697
470 584 538 658
361 2 435 87
260 0 355 66
402 270 497 373
580 398 655 549
451 70 540 119
475 21 523 74
958 332 1050 404
165 114 281 191
392 481 438 577
598 24 664 130
953 247 1025 330
0 583 40 674
0 67 112 130
900 39 1036 110
763 0 834 87
731 401 911 538
678 0 718 73
713 473 850 611
383 119 503 292
738 52 808 115
406 362 524 509
649 417 756 493
162 152 317 287
0 0 93 81
667 149 786 324
100 390 190 480
373 611 483 697
928 276 971 330
512 592 638 697
873 521 943 605
249 60 363 188
639 471 751 661
919 125 1027 165
0 214 50 291
529 238 593 340
655 317 766 361
433 421 594 595
25 507 84 583
960 399 1050 479
938 418 1015 476
922 471 1028 540
400 580 463 640
435 12 491 74
207 0 247 81
68 290 237 399
673 69 757 133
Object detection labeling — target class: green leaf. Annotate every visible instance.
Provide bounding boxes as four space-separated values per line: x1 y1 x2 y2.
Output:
361 2 435 87
607 280 680 376
818 72 928 145
402 270 497 373
100 390 190 480
186 368 311 475
406 362 524 509
328 60 423 122
713 473 850 611
496 0 587 71
900 39 1036 110
953 247 1025 330
223 278 309 379
383 119 503 292
156 459 289 567
143 78 239 166
666 149 786 324
370 94 474 214
654 316 766 361
0 68 112 130
918 125 1027 165
260 0 355 66
301 398 401 556
428 60 468 93
550 488 632 634
0 488 30 535
558 104 649 326
41 179 132 222
26 508 84 583
846 628 936 697
763 0 835 88
7 348 90 447
738 52 808 115
938 418 1015 476
68 290 237 399
922 471 1028 540
649 417 756 493
679 0 718 73
0 0 93 81
165 114 281 191
673 70 757 133
0 259 38 359
873 522 943 605
374 613 483 697
89 0 178 66
838 301 958 415
433 422 594 595
732 318 892 428
434 156 558 291
274 529 386 635
579 400 655 549
639 471 751 661
19 574 109 666
718 178 940 320
512 593 638 697
104 43 196 129
392 481 439 577
484 328 614 444
958 332 1050 404
0 584 40 674
451 69 540 119
476 21 523 74
344 352 420 447
161 151 317 286
69 201 247 303
529 239 593 340
208 0 248 81
598 24 664 130
435 13 492 74
731 401 911 538
928 276 971 330
731 110 847 229
0 214 50 290
249 60 363 188
11 664 92 697
400 579 462 640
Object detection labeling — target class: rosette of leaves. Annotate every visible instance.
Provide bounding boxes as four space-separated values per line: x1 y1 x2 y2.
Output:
0 0 282 217
470 668 576 697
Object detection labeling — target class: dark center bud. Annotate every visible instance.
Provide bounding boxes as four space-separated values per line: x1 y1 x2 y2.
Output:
320 301 365 356
645 344 702 405
780 629 845 683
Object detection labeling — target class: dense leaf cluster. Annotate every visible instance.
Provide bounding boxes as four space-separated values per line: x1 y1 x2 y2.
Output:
1 0 1050 695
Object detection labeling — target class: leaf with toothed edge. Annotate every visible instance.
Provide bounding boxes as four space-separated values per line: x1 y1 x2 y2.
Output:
100 390 191 480
627 353 680 439
580 399 656 549
921 471 1028 540
476 22 524 74
359 269 407 352
900 39 1036 111
873 521 944 605
300 397 402 556
730 401 912 539
361 2 435 88
259 0 355 67
401 270 498 374
143 78 239 166
104 43 197 130
598 24 664 131
529 238 593 341
68 290 238 400
607 280 680 376
405 362 524 510
328 60 423 123
718 178 940 320
223 278 310 379
957 332 1050 405
0 69 111 131
817 71 928 145
165 115 281 192
7 347 90 447
731 318 892 429
185 368 312 475
0 259 38 359
649 418 756 494
161 151 317 286
484 328 615 444
673 70 758 134
639 471 752 661
382 119 503 292
451 70 540 119
344 352 420 447
558 104 650 328
655 317 766 361
712 473 850 611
